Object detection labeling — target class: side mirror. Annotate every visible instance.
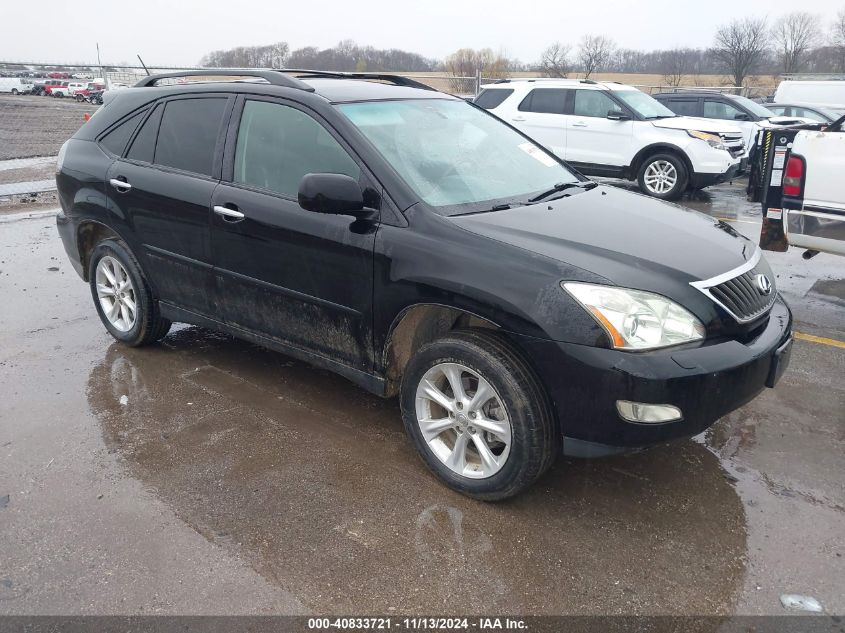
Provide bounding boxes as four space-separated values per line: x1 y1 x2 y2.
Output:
607 109 631 121
298 173 365 216
734 113 751 121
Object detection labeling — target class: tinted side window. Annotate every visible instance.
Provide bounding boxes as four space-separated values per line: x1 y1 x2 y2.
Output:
99 110 146 156
703 99 744 121
665 99 699 116
126 104 163 163
155 98 227 176
474 89 513 110
233 100 360 198
792 107 827 122
573 90 618 117
518 89 568 114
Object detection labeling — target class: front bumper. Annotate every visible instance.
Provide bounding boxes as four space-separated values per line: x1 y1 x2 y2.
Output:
689 162 740 189
513 295 793 456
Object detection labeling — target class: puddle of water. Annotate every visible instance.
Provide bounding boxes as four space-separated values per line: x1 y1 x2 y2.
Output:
87 327 747 614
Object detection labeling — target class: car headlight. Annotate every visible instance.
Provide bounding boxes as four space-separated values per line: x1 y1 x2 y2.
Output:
563 282 705 351
687 130 727 151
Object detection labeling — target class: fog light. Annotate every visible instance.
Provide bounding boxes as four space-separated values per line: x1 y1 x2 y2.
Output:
616 401 683 424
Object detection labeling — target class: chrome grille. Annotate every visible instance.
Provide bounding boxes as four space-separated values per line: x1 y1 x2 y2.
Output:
691 250 777 323
720 133 746 158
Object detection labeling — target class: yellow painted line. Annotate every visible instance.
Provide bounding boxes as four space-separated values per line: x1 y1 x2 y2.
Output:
795 332 845 350
714 216 760 225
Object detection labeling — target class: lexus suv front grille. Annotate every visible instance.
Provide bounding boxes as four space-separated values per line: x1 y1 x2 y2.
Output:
691 250 777 323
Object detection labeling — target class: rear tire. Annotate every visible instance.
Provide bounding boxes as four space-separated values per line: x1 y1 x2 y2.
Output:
88 239 171 347
637 153 688 200
400 329 556 501
11 89 18 95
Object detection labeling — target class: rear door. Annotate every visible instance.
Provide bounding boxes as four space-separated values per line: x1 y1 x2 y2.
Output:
105 94 232 316
564 89 633 169
210 96 377 370
509 88 569 158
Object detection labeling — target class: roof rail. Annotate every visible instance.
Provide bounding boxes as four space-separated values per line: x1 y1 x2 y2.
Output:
580 79 597 84
133 68 439 92
282 69 436 91
134 69 315 91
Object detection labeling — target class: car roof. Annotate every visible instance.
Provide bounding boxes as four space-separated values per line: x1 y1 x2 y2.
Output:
655 91 740 100
482 79 635 92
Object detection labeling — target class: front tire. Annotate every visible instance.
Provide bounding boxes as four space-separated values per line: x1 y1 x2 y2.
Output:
637 153 688 200
400 329 556 501
11 89 18 95
88 239 171 347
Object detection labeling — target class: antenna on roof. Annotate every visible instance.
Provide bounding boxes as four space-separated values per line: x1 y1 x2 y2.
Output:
137 55 150 76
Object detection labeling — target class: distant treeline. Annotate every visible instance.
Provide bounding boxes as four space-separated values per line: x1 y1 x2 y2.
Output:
199 40 435 72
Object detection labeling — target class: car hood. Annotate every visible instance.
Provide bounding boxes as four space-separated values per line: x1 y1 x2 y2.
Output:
762 116 817 127
450 185 756 290
650 116 742 134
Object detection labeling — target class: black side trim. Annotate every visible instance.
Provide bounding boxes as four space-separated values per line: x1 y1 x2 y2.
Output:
144 243 361 317
159 302 386 397
215 266 361 317
567 161 628 178
143 244 213 269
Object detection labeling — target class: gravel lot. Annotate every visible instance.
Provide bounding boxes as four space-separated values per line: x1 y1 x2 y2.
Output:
0 93 96 161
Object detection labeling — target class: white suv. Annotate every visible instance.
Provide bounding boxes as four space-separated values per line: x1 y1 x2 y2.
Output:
475 79 745 200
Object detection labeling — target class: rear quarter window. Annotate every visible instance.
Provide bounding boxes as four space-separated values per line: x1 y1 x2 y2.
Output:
98 109 147 156
474 89 514 110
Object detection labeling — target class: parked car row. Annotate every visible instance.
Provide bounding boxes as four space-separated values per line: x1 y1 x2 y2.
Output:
0 76 106 102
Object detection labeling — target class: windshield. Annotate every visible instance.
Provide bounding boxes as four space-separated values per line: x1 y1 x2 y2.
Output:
337 99 579 213
731 95 775 119
613 90 676 119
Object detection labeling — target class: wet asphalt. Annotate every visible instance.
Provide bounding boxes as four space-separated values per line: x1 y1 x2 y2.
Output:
0 180 842 616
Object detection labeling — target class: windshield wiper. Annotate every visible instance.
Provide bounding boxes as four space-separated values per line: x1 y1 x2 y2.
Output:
452 203 513 216
528 181 596 203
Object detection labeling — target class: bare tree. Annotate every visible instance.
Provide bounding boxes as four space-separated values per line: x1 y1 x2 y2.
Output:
539 43 571 77
660 48 695 86
833 7 845 71
444 48 510 92
577 35 616 78
772 12 821 74
713 17 769 87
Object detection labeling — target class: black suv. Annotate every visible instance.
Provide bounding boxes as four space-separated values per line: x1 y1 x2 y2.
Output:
653 90 778 123
56 70 793 500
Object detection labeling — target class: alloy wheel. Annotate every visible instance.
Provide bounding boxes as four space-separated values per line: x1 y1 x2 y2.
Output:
643 160 678 195
95 256 137 332
414 362 512 479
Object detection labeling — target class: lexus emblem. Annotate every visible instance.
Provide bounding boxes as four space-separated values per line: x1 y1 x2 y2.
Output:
755 274 773 295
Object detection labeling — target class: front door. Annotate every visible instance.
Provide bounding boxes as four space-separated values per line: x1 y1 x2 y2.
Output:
210 97 377 370
564 89 633 168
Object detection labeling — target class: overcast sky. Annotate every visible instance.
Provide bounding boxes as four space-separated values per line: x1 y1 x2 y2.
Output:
4 0 841 66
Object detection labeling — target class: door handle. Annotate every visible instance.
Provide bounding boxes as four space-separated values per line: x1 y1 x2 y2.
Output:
511 116 526 122
109 177 132 191
571 121 588 127
213 205 245 221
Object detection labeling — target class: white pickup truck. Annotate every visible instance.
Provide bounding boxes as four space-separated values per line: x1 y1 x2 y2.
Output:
759 115 845 258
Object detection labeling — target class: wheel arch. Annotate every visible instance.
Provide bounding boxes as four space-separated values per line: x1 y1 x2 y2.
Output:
381 303 502 397
629 143 693 181
76 220 138 283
